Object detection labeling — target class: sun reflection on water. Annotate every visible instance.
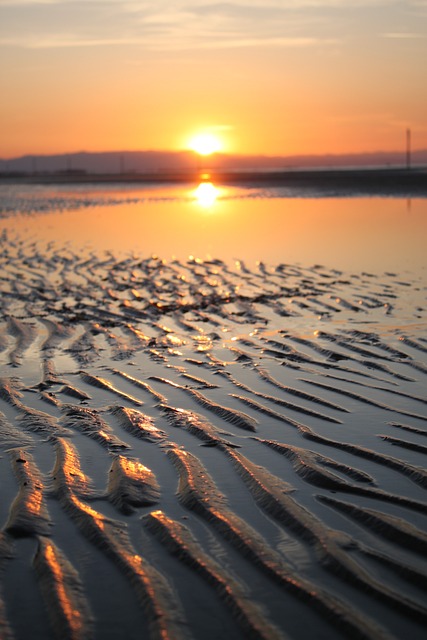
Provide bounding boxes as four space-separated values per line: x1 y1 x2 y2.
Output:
193 182 219 208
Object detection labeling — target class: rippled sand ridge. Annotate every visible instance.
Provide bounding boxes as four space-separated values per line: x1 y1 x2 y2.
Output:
0 224 426 640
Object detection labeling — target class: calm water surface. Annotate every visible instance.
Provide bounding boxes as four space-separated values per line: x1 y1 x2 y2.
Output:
0 182 426 275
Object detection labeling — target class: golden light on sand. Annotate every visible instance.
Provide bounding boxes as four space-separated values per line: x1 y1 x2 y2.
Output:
194 181 218 208
189 133 222 156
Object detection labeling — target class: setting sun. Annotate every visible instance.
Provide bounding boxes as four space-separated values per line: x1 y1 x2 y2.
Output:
189 133 222 156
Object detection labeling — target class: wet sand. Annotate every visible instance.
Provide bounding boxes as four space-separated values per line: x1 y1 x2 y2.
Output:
0 199 426 639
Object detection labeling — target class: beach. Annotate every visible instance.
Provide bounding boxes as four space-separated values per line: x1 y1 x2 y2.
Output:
0 182 426 640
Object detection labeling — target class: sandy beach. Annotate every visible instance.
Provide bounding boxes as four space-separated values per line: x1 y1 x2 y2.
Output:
0 185 426 640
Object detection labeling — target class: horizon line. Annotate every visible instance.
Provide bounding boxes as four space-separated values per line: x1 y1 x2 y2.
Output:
2 147 427 163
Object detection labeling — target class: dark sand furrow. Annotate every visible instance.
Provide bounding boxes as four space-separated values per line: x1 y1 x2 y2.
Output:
318 363 402 384
255 439 374 486
256 366 349 412
170 316 201 334
183 387 258 432
285 335 354 362
57 491 190 640
6 317 37 366
228 378 342 423
222 448 427 622
0 531 15 640
259 438 427 514
261 344 320 365
40 319 74 352
180 372 219 389
33 536 94 640
0 327 9 352
399 336 427 354
334 297 364 313
5 448 52 537
79 371 142 406
318 496 427 555
167 446 392 640
0 588 14 640
111 406 167 442
60 405 130 451
301 379 427 422
193 310 224 328
142 510 287 640
111 369 168 404
16 404 70 438
354 293 386 307
106 455 160 514
228 346 256 363
149 348 169 364
297 430 427 489
357 359 415 381
403 359 427 375
345 332 411 360
388 422 427 437
379 435 427 455
316 332 395 361
160 404 239 448
0 410 33 450
285 336 413 381
121 323 152 349
90 324 135 361
0 531 15 563
320 373 425 404
233 337 260 350
39 359 66 388
360 545 427 590
0 377 24 407
229 391 326 431
67 328 100 366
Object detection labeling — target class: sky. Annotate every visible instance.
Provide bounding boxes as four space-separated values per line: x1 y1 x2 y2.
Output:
1 0 427 159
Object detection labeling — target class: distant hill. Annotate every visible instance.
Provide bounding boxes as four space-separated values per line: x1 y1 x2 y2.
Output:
1 149 427 175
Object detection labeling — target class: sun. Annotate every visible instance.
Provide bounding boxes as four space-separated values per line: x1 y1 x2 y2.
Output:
189 133 222 156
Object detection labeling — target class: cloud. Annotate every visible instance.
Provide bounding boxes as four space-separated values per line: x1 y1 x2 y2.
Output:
0 1 338 51
0 0 413 7
0 35 136 48
382 31 425 38
0 0 425 52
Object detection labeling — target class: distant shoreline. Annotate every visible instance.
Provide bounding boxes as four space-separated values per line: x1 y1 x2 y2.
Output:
1 165 427 195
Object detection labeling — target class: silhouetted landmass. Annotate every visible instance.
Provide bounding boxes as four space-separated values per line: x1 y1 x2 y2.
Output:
1 150 427 196
1 148 427 175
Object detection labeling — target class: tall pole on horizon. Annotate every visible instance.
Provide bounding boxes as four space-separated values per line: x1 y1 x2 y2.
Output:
406 128 411 170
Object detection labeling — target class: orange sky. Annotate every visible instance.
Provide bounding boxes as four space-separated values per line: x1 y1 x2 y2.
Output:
1 1 427 159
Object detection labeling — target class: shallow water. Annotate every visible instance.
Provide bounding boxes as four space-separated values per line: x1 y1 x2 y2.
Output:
0 182 426 274
0 181 426 640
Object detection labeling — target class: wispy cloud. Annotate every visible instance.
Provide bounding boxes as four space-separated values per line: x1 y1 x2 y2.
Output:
0 1 402 5
0 1 337 51
0 35 136 48
0 0 425 51
382 31 425 38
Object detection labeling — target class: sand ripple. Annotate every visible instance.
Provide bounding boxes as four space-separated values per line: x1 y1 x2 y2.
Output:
0 235 426 639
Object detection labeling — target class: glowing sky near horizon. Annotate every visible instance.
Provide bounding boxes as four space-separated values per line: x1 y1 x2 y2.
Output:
1 0 427 158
